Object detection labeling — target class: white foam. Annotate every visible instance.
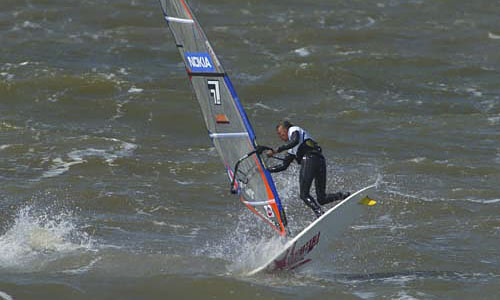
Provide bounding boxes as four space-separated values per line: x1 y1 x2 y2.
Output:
338 50 363 56
118 68 129 75
196 206 290 274
150 206 169 213
0 72 14 81
250 102 282 112
465 87 482 97
365 17 376 28
112 100 129 120
0 122 21 131
42 157 85 178
299 62 309 69
353 291 377 299
62 257 102 275
352 224 388 230
153 221 167 226
488 32 500 40
128 86 143 93
487 116 500 125
0 206 94 270
0 291 13 300
469 198 500 204
226 235 287 274
336 89 355 100
294 47 311 57
383 275 417 285
173 179 194 185
100 72 116 80
393 290 419 300
408 157 426 163
22 21 41 29
42 139 137 178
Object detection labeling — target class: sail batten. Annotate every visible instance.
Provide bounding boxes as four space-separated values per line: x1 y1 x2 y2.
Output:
158 0 287 236
165 16 194 24
209 132 249 138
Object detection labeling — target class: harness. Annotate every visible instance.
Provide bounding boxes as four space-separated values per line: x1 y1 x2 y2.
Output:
287 126 322 163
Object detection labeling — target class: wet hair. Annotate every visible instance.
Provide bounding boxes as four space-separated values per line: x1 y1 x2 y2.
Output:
276 120 293 130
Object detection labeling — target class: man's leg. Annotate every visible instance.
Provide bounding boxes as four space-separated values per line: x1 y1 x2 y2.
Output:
315 155 350 205
299 155 323 217
314 155 328 205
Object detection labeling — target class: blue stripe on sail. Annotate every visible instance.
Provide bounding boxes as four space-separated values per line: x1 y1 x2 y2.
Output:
223 75 285 217
223 76 256 142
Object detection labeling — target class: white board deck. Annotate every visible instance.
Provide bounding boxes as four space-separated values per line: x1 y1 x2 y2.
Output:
247 184 378 275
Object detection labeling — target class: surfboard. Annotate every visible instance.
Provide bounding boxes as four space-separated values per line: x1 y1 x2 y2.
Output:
247 184 378 275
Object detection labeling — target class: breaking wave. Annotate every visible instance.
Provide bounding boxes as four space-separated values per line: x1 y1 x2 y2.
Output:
0 205 94 271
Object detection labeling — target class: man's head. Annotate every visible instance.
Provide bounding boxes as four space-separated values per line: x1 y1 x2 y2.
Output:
276 120 292 141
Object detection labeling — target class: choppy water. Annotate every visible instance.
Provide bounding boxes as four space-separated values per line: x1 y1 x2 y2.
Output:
1 0 499 299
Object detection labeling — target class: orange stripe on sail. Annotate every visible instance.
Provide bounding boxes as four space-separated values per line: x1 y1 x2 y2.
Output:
179 0 193 19
252 155 274 200
251 154 285 233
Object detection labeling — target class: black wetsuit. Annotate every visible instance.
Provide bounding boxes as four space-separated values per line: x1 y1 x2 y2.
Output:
268 130 349 217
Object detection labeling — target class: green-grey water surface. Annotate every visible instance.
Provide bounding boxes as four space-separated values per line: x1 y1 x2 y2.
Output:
1 0 499 299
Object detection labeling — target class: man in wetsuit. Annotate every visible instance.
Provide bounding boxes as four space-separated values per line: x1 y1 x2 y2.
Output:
267 120 350 218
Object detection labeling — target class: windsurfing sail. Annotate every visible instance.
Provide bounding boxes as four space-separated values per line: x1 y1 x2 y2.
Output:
158 0 288 236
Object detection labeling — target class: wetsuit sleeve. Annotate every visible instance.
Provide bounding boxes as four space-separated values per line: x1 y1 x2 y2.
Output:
267 153 295 173
276 131 300 153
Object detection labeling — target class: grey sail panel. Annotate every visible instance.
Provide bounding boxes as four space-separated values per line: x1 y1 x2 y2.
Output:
159 0 287 235
189 77 246 137
159 0 224 75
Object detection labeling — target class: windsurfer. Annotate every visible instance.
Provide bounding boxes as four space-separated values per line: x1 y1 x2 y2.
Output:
267 120 350 218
